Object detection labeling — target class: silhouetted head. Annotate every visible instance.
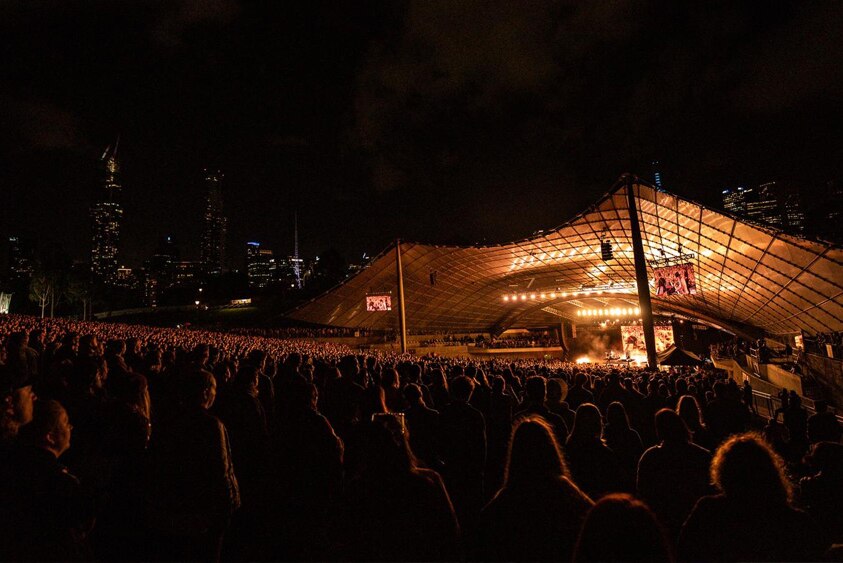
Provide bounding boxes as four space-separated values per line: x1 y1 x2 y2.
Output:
360 385 387 420
655 408 690 444
570 403 603 442
606 402 630 430
504 415 570 488
712 433 791 505
232 364 260 395
403 383 424 406
491 375 505 395
339 355 359 379
381 368 400 389
366 413 417 476
574 494 673 562
676 395 704 431
450 375 475 402
524 376 547 404
546 378 567 404
181 369 217 409
19 400 73 458
289 380 318 411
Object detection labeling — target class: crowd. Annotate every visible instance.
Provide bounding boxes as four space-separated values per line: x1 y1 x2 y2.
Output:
228 327 374 339
1 313 842 562
481 335 560 349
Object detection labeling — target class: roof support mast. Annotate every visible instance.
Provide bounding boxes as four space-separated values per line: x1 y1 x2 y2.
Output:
395 239 408 354
626 176 659 368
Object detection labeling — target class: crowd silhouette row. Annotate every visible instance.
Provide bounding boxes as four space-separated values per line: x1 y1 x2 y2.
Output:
1 314 842 561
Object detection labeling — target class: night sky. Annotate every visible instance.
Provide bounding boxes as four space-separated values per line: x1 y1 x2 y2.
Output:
2 1 842 268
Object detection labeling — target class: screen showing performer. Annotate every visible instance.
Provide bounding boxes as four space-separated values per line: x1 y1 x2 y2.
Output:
366 295 392 311
653 263 697 296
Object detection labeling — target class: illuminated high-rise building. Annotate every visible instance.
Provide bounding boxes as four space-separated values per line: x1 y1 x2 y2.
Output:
722 186 748 214
745 182 782 227
90 139 123 284
7 235 34 282
782 192 805 234
652 161 664 192
200 169 228 276
246 241 274 289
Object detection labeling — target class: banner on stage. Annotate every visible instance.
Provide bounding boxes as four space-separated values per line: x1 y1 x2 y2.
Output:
621 325 674 357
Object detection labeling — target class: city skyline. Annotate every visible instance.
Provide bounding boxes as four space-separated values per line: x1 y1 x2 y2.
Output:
2 2 843 268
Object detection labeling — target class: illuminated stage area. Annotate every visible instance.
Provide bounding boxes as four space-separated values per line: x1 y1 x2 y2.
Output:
290 179 843 350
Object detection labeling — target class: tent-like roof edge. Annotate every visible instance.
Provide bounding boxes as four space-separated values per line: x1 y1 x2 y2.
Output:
285 174 842 328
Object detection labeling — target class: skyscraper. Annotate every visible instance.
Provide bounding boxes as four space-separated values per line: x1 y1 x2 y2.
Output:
246 241 274 289
745 182 782 227
652 161 664 192
722 186 748 214
90 139 123 285
7 235 34 282
200 169 228 276
293 211 302 289
782 192 805 234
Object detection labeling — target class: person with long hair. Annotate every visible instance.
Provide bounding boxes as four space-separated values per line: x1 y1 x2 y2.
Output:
574 493 673 562
678 433 828 561
676 394 715 451
603 401 643 492
332 413 459 561
473 416 593 562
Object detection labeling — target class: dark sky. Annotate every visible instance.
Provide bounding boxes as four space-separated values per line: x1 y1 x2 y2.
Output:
2 1 842 268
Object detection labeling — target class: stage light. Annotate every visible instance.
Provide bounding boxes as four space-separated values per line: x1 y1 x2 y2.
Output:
521 294 527 301
550 292 556 298
530 294 536 300
540 293 546 299
503 295 509 301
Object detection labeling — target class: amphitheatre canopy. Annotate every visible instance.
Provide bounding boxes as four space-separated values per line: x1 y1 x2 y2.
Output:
290 179 843 337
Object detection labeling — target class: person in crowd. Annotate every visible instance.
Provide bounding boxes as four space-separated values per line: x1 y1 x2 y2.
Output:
271 380 343 561
637 409 711 540
403 383 441 470
603 401 643 492
244 349 276 430
0 400 94 561
704 380 748 444
676 394 715 451
380 367 407 412
565 403 623 499
145 369 240 562
514 375 568 442
807 400 842 444
428 367 450 410
799 441 843 548
473 416 593 562
566 372 594 411
439 375 487 532
597 370 630 413
0 362 36 444
546 377 575 429
486 375 517 493
678 432 828 561
213 364 269 507
332 413 459 561
779 391 810 461
573 493 673 562
322 354 365 441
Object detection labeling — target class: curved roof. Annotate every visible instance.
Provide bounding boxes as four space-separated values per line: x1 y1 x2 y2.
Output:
289 179 843 336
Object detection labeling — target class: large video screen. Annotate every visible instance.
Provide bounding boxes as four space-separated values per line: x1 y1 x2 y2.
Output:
366 294 392 312
621 325 675 357
653 263 697 296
